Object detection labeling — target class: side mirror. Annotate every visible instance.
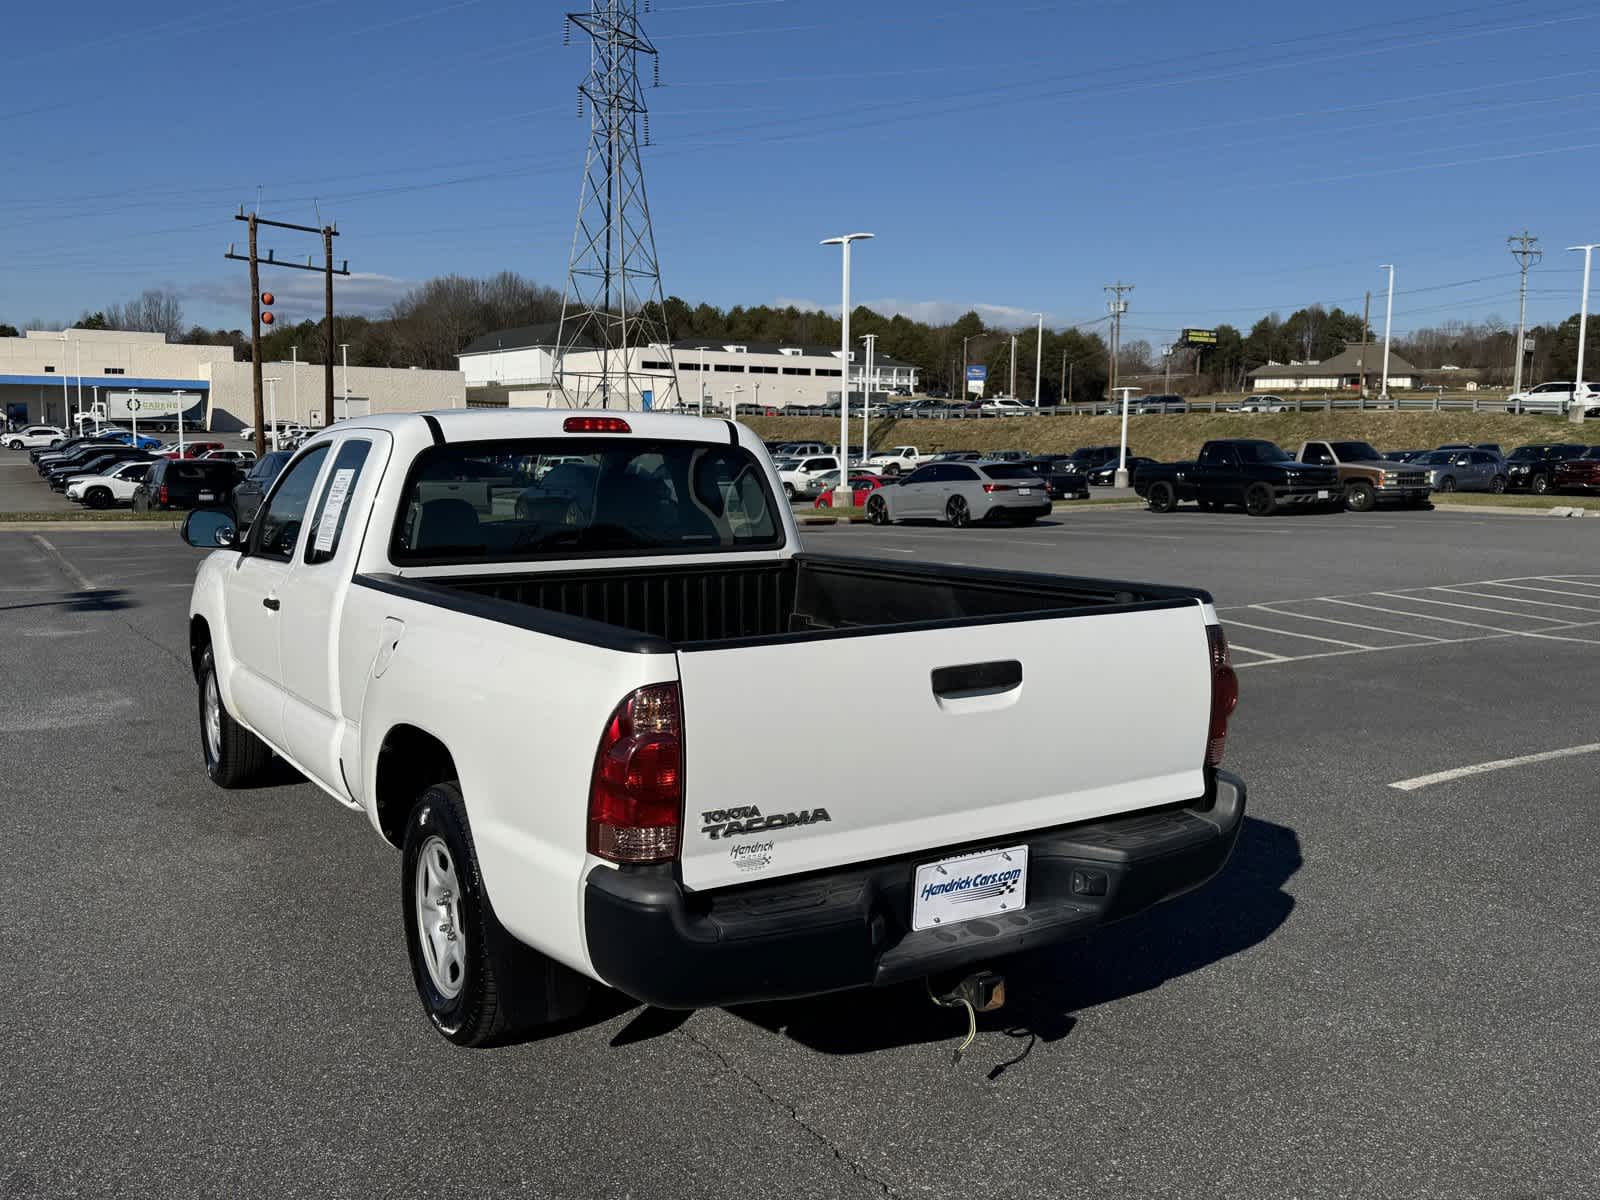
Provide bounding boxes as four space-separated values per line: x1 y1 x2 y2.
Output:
182 509 238 550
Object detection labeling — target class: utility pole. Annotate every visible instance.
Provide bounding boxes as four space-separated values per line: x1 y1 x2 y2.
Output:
1008 334 1017 398
1378 264 1395 400
1509 230 1542 397
1032 313 1043 407
1360 290 1371 396
1104 282 1133 402
227 208 350 452
1060 348 1068 406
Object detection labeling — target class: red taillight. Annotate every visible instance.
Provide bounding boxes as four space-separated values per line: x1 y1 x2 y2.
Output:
564 416 631 434
588 683 683 863
158 485 169 505
982 483 1016 493
1206 625 1239 768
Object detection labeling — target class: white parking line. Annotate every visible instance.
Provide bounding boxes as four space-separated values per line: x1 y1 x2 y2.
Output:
1335 596 1543 633
1389 743 1600 791
1467 581 1600 603
1426 586 1600 613
1373 591 1569 623
1251 603 1448 642
1222 619 1380 649
1224 642 1289 662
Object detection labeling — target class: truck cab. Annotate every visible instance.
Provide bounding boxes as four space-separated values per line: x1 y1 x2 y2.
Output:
1296 440 1432 511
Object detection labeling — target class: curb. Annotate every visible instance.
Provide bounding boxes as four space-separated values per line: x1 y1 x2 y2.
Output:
1430 502 1596 518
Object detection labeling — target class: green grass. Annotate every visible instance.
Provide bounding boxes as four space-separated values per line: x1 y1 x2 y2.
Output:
0 509 175 523
1431 492 1597 511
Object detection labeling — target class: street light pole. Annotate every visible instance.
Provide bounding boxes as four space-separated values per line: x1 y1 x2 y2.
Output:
291 346 299 424
74 338 83 427
1033 313 1043 408
129 388 139 445
822 232 874 473
1114 387 1141 487
265 378 280 450
861 334 877 456
340 343 350 422
698 345 706 417
59 332 69 427
1569 244 1598 424
1379 264 1396 400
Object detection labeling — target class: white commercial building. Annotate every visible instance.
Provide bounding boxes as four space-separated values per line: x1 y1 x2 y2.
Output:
458 327 921 412
0 328 464 432
1247 344 1419 392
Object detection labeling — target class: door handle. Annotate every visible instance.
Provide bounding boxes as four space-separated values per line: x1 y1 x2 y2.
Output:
931 660 1022 699
262 597 280 611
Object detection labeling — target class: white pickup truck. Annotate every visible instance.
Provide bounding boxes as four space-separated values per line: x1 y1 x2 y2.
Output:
180 410 1245 1047
866 445 931 475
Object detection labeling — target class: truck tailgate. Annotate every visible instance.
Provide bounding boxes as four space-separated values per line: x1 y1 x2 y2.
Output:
675 602 1213 891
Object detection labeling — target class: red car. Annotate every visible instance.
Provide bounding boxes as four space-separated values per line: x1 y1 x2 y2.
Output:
163 440 226 460
814 475 887 508
1553 447 1600 493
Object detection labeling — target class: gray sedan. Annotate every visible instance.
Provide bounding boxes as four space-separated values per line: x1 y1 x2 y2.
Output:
864 462 1053 527
1411 449 1506 493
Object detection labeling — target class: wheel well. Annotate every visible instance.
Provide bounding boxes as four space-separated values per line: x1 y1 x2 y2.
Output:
374 725 458 847
189 616 211 681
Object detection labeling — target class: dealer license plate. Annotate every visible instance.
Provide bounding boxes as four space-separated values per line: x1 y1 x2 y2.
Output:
1017 487 1033 495
911 845 1028 932
1316 489 1330 499
199 491 215 502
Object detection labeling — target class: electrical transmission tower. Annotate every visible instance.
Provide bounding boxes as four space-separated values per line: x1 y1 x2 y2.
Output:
1508 230 1541 396
555 0 680 410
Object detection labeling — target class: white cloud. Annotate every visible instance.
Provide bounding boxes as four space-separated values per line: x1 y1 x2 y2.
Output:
183 272 416 323
772 296 1067 330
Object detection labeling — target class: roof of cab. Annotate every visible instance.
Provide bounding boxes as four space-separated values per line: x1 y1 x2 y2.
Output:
304 408 746 448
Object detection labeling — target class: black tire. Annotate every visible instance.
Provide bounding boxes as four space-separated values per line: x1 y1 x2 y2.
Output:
866 494 890 525
1245 483 1277 517
401 783 589 1047
1533 474 1551 495
1490 475 1507 494
883 463 901 476
1147 480 1178 513
1437 476 1456 493
197 644 271 788
85 487 112 510
1344 481 1376 513
783 482 796 500
5 439 21 450
946 494 971 527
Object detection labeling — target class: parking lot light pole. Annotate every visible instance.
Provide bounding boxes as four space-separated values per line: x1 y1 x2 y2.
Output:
58 332 70 427
1033 313 1043 407
265 378 280 450
1567 244 1597 424
1379 264 1395 401
861 333 877 455
822 233 873 475
1114 387 1141 487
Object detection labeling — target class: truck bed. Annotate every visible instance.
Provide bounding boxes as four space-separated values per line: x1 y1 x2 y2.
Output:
359 555 1206 648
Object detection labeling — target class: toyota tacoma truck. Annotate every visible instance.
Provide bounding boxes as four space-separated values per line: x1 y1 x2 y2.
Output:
865 445 931 475
181 410 1245 1046
1134 438 1340 516
1294 440 1431 511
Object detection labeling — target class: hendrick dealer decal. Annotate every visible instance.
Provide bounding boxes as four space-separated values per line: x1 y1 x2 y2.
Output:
919 866 1023 905
700 805 832 840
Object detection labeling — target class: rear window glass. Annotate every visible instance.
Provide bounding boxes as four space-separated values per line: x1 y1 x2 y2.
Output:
980 464 1039 480
391 437 783 563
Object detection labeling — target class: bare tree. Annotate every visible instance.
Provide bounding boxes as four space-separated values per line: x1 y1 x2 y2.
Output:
103 288 184 337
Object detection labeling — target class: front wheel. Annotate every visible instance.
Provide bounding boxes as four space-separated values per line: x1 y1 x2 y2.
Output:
883 463 901 476
197 645 271 788
1490 475 1507 494
1245 483 1277 517
1147 480 1178 513
1437 476 1456 493
866 494 890 525
5 439 21 450
946 494 971 527
402 783 589 1046
1344 481 1376 513
1533 474 1551 495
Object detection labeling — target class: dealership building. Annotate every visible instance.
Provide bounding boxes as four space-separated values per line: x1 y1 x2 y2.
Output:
457 324 921 410
1 328 465 432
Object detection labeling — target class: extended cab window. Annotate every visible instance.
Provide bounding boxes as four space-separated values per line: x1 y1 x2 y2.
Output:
304 440 373 565
1199 444 1239 467
392 437 782 564
252 446 330 562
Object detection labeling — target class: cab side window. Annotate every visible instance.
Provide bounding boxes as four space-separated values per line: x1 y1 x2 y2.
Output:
304 441 373 565
252 447 330 562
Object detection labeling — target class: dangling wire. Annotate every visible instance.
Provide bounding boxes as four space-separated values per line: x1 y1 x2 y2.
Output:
927 979 978 1065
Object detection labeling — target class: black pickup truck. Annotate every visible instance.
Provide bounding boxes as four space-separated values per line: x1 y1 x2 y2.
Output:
1134 439 1342 516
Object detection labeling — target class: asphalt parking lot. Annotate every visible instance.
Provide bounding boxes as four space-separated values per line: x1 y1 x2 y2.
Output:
4 508 1599 1199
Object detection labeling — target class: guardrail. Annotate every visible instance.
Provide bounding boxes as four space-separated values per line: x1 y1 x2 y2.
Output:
759 393 1539 420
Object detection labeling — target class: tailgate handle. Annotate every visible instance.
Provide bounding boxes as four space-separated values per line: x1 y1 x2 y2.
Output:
931 660 1021 699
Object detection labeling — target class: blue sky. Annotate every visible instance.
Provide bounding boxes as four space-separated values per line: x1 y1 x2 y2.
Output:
3 0 1599 340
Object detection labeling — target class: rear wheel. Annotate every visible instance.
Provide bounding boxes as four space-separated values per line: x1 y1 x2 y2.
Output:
866 494 890 525
85 487 112 509
197 645 271 788
783 482 796 500
1245 483 1277 517
402 783 589 1046
946 495 971 528
1147 480 1177 513
1533 474 1552 495
1344 481 1376 513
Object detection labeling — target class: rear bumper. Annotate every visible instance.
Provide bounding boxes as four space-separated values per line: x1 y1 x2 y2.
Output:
985 501 1053 521
582 770 1246 1009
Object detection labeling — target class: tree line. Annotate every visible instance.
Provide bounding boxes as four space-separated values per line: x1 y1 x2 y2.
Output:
9 276 1599 396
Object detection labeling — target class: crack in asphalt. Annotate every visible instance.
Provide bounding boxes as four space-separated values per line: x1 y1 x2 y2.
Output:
676 1027 896 1197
